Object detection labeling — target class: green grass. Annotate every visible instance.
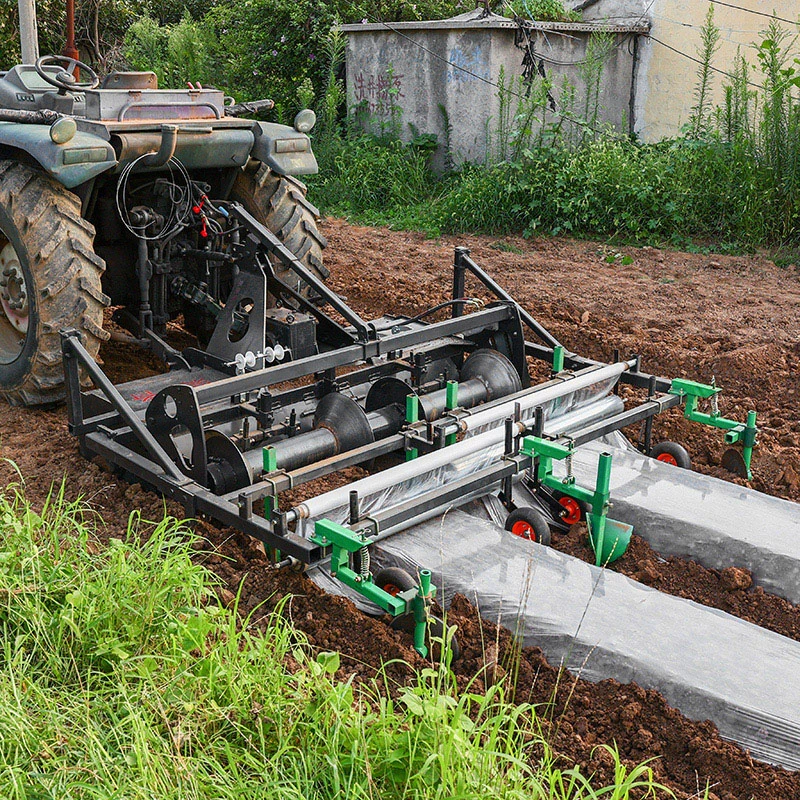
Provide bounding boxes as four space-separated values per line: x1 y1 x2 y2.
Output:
0 481 673 799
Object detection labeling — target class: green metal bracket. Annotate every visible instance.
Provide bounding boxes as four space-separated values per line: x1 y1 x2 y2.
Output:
445 380 458 446
263 446 278 473
262 446 278 518
406 394 419 461
670 379 758 479
552 345 565 374
310 519 436 657
521 436 632 565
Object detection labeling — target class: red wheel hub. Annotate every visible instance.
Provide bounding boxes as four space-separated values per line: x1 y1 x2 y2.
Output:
383 583 401 597
656 453 679 466
558 496 583 525
511 520 533 540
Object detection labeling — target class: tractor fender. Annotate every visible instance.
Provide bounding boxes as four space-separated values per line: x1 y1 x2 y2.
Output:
251 122 318 176
0 122 115 189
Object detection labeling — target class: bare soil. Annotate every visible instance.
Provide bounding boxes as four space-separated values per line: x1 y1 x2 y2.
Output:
2 218 800 798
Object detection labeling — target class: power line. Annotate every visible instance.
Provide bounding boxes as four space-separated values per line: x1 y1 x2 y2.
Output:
706 0 798 27
649 36 766 92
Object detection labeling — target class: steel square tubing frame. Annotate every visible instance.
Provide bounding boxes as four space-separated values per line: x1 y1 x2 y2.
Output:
452 248 675 394
191 304 515 406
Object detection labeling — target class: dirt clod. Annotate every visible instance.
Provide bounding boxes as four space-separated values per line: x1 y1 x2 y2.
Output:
720 566 753 591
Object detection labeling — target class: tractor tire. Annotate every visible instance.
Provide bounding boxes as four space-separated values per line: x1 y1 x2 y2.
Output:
0 161 108 406
229 162 328 299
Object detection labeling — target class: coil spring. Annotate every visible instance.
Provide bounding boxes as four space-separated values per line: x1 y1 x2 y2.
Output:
359 545 370 580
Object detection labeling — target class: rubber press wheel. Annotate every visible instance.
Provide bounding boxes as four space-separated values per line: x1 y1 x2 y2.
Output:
374 567 417 597
551 490 590 526
505 507 552 546
651 441 692 469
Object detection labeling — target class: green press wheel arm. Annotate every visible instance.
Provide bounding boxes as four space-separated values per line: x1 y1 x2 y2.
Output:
310 519 436 657
670 379 758 479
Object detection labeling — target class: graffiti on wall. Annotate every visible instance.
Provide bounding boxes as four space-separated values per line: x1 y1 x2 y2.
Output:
352 71 405 115
447 45 490 84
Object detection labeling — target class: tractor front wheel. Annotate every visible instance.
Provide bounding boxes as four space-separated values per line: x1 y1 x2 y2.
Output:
0 161 107 406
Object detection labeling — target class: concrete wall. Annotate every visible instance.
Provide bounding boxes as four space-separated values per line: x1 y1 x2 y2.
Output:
343 13 642 166
345 2 799 151
574 0 799 141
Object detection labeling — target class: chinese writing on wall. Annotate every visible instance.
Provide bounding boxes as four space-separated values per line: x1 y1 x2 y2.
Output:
352 70 405 115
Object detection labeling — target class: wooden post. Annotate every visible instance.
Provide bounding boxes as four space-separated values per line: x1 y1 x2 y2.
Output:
63 0 78 60
18 0 39 65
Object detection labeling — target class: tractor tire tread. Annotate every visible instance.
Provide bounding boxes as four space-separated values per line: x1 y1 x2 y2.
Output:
0 161 107 406
230 162 326 297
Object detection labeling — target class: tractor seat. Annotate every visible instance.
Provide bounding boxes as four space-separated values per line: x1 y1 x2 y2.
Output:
99 72 158 90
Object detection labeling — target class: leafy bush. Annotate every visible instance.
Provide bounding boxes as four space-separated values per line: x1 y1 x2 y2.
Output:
310 132 441 224
504 0 580 23
124 13 214 88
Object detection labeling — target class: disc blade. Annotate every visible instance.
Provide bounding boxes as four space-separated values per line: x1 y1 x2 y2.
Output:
721 447 749 479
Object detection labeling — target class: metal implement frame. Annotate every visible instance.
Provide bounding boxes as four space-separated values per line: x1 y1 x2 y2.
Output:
62 247 758 599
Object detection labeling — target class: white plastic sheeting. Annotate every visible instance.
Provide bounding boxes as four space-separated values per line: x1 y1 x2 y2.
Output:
295 376 624 538
369 510 800 771
460 363 625 433
561 439 800 605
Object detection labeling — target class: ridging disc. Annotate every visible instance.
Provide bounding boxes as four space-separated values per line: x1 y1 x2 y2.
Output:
460 348 523 400
314 392 375 453
721 447 749 479
365 376 414 412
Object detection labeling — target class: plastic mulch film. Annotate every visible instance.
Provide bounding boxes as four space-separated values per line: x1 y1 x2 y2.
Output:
369 509 800 771
295 382 623 540
559 438 800 605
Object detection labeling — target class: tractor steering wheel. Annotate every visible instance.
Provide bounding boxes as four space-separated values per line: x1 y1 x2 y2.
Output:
35 55 99 93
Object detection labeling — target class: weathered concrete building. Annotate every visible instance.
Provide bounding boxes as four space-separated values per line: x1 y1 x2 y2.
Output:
342 1 797 162
579 0 798 142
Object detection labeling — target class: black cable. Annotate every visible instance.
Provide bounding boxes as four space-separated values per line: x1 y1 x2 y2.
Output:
649 35 766 92
404 298 483 323
706 0 798 27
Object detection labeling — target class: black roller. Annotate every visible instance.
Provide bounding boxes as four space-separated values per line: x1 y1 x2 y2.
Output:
460 348 523 401
259 392 376 474
206 429 251 494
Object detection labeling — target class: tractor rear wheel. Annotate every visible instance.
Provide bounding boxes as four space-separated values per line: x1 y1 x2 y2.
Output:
230 162 328 299
0 161 108 406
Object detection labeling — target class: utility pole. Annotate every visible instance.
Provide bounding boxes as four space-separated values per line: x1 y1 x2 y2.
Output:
18 0 39 64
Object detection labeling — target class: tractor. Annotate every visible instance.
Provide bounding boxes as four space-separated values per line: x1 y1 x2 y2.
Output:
0 1 326 405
